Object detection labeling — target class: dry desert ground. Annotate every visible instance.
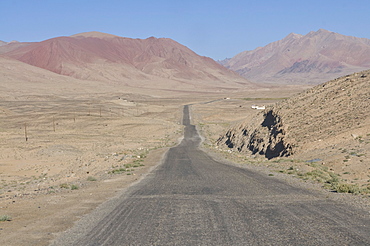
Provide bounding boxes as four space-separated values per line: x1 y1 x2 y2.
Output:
0 83 368 245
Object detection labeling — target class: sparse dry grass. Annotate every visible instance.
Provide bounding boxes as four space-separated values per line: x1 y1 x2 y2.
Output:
0 94 183 200
192 87 370 195
0 92 189 246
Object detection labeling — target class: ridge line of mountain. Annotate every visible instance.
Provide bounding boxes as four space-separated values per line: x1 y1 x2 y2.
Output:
0 32 255 92
220 29 370 85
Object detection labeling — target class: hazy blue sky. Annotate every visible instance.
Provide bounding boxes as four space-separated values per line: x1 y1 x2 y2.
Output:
1 0 370 60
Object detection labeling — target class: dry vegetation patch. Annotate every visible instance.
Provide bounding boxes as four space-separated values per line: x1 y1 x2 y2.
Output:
192 82 370 196
0 93 185 245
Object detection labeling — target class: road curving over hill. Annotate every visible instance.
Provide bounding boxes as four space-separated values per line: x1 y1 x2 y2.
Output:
52 105 370 245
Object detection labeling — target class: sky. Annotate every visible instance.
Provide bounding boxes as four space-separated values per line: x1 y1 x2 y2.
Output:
1 0 370 60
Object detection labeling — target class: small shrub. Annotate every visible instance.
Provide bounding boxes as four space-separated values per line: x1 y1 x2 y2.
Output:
109 168 127 174
304 169 328 182
332 183 361 194
60 183 69 189
87 176 97 181
0 215 12 222
70 184 79 190
328 173 340 183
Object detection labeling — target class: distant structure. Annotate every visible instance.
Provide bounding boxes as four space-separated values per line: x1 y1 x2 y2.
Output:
251 105 266 110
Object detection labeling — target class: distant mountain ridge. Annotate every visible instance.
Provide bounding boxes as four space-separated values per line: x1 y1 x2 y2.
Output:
1 32 249 87
0 40 34 56
221 29 370 84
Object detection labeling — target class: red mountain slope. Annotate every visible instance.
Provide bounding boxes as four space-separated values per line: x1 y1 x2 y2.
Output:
3 32 247 85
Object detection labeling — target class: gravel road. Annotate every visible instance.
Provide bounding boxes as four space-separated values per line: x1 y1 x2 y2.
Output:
52 105 370 245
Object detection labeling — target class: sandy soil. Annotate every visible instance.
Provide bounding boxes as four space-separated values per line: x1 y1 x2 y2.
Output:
0 92 189 245
1 83 365 246
0 85 259 245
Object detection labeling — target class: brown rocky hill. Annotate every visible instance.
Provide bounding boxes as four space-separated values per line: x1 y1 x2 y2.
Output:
2 32 248 86
217 70 370 159
221 29 370 85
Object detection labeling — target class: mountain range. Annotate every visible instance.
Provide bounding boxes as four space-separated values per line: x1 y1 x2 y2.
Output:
220 29 370 85
2 29 370 90
0 32 251 92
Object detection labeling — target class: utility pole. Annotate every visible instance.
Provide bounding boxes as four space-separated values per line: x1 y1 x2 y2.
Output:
53 116 56 132
25 123 28 141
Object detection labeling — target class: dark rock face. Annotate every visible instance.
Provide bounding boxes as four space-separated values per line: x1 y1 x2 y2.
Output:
217 110 293 159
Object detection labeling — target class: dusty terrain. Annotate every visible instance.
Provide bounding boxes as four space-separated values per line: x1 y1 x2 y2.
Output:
210 71 370 195
1 80 368 245
51 105 370 245
0 92 188 245
0 81 306 246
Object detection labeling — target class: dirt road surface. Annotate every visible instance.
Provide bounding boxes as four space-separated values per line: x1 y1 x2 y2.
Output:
52 105 370 245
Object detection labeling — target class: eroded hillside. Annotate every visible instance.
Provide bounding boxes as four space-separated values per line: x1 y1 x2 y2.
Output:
217 70 370 188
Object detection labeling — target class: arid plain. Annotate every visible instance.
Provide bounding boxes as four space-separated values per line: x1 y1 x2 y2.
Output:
0 31 369 245
0 69 305 245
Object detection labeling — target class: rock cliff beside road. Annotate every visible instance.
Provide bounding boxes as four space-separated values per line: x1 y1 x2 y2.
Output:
217 70 370 162
218 108 294 159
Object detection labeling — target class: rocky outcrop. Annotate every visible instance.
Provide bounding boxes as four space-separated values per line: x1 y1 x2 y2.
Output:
217 109 294 159
217 69 370 159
